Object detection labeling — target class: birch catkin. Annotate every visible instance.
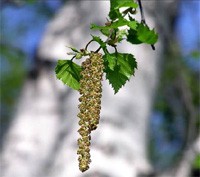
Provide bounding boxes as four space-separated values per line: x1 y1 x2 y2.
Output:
77 53 104 172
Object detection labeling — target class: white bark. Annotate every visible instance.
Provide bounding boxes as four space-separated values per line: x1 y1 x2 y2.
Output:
0 1 175 177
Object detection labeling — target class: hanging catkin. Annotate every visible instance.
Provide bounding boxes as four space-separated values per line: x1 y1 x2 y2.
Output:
77 52 104 172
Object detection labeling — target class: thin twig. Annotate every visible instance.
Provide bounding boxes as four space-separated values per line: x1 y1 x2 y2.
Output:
137 0 145 24
70 56 76 61
114 46 118 54
137 0 155 50
95 46 101 53
85 39 94 51
95 28 115 53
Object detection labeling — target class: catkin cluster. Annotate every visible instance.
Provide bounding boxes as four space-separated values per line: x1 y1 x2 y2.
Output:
77 52 104 172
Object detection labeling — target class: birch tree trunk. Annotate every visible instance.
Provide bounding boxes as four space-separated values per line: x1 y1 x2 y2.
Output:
0 1 178 177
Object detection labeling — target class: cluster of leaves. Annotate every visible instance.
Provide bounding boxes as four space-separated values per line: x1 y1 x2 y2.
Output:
55 0 158 94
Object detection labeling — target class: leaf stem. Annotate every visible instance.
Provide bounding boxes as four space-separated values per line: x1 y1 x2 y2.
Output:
85 39 94 51
95 46 102 53
114 46 118 53
95 28 115 53
71 56 76 61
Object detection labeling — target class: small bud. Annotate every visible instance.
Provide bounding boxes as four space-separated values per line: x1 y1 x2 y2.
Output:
75 53 83 59
105 21 111 26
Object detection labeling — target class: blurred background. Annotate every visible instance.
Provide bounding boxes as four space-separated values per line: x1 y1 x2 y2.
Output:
0 0 200 177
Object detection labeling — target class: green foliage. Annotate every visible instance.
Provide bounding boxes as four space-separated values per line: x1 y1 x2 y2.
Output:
55 0 158 94
55 60 82 90
91 19 137 31
116 29 128 42
137 24 158 44
127 23 158 45
193 154 200 169
105 67 128 94
103 53 137 93
109 0 138 20
67 46 79 53
91 19 127 30
91 35 107 53
190 50 200 60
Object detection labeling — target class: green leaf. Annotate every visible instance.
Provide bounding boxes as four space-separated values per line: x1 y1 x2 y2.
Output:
127 15 138 30
106 66 128 94
110 19 128 28
103 53 137 93
109 0 138 20
109 0 122 20
90 23 107 30
109 9 122 20
91 35 108 53
67 46 79 53
128 20 137 30
117 53 137 78
127 24 158 45
116 29 128 43
100 28 111 37
127 29 142 44
55 60 82 90
91 19 128 30
137 24 158 44
91 19 130 43
104 53 117 71
115 1 138 9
